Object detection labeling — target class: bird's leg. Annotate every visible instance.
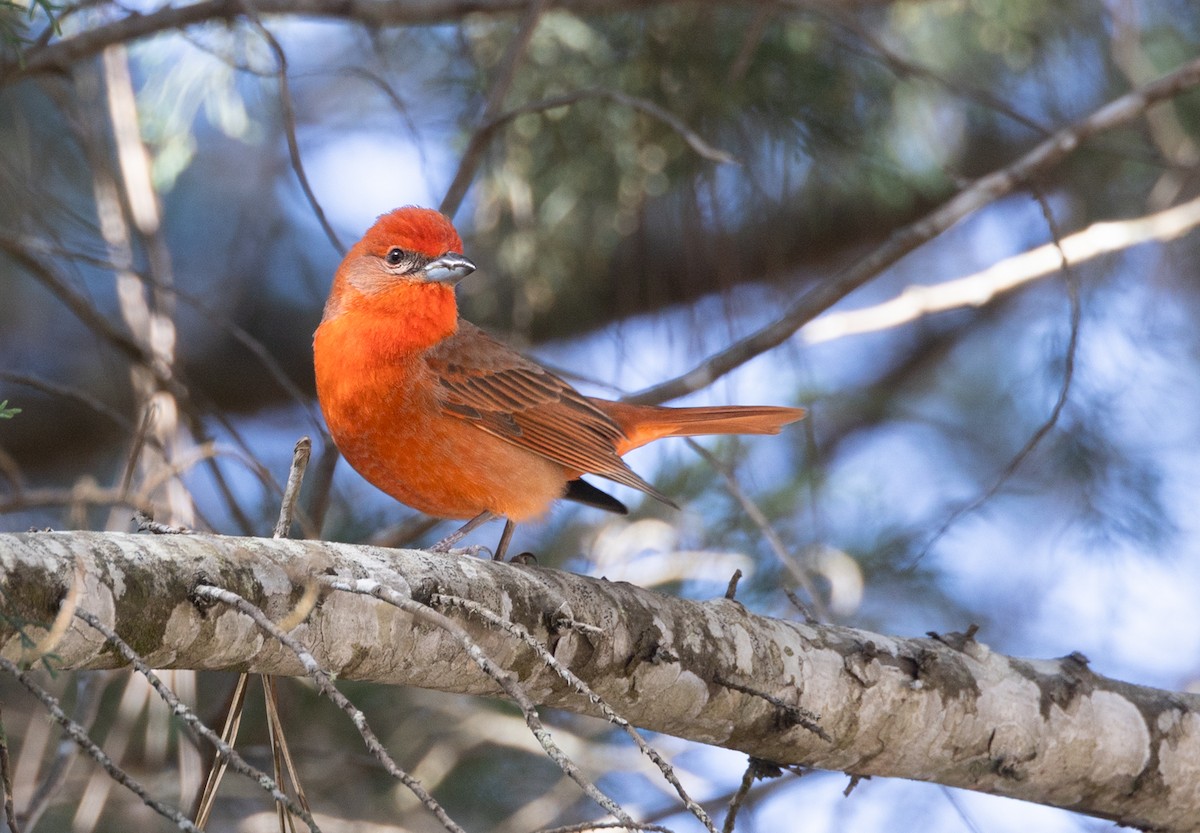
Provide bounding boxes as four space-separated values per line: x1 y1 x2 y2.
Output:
493 520 516 561
430 510 496 552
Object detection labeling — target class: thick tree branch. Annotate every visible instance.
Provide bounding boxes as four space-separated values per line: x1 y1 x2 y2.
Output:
1 531 1196 829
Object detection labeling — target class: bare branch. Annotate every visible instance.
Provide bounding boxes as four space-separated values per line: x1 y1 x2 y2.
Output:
802 193 1200 345
2 531 1196 830
913 189 1081 562
325 577 637 828
0 656 201 833
0 233 155 372
440 0 550 219
7 0 747 85
474 87 738 169
0 702 17 833
686 439 827 621
0 483 155 517
429 592 717 833
0 372 133 432
273 437 311 539
626 52 1200 404
190 584 468 833
16 673 106 831
72 610 322 832
246 14 345 255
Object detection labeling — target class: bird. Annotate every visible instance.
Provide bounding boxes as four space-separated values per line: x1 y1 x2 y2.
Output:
313 206 805 560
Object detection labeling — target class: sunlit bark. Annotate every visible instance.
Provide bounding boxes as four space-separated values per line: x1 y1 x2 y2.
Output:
2 530 1196 830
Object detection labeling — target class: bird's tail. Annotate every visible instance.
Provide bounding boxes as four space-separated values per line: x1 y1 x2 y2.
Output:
599 401 806 454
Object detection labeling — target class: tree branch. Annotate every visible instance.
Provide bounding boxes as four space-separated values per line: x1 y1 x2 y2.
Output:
1 530 1196 830
801 192 1200 345
625 51 1200 404
2 0 774 86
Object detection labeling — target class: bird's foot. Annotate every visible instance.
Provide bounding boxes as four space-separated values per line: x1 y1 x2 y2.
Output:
431 544 495 558
431 510 497 552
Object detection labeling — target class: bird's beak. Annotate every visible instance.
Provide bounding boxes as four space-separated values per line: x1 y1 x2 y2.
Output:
424 253 476 285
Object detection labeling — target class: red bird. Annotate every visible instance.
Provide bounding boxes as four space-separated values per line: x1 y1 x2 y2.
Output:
314 207 805 558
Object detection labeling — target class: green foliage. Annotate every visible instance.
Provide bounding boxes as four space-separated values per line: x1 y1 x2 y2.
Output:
0 0 60 57
0 399 20 419
453 3 1119 340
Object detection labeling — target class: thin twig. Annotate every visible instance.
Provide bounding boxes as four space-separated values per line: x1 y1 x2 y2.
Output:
625 53 1200 405
536 823 675 833
429 593 718 833
191 584 467 833
299 437 340 540
0 702 18 833
0 233 156 373
117 405 156 500
243 13 344 254
724 569 743 600
0 371 133 431
0 230 258 534
825 7 1051 138
12 230 322 431
440 0 549 218
0 481 151 518
264 675 313 830
782 588 818 626
192 671 248 829
640 767 799 829
3 0 565 84
0 656 202 833
199 436 313 825
73 610 321 832
367 514 442 548
261 434 314 830
475 87 738 166
134 510 192 534
801 193 1200 346
18 672 107 831
274 437 311 538
711 675 828 742
940 784 986 833
722 758 788 833
162 280 325 432
722 760 757 833
914 189 1081 562
322 578 637 828
687 440 828 621
727 7 773 86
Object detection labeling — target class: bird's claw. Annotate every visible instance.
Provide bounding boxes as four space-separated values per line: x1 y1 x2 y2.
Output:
430 542 493 559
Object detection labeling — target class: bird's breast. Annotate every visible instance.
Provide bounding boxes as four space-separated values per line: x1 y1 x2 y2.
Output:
314 317 567 521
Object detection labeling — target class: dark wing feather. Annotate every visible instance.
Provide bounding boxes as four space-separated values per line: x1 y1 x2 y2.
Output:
427 322 674 504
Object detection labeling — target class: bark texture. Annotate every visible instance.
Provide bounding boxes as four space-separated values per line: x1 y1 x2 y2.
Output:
1 530 1196 830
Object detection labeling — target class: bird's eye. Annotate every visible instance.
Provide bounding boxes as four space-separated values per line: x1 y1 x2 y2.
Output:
385 248 405 266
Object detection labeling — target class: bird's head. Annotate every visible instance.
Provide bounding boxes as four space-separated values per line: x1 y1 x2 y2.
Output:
323 207 476 321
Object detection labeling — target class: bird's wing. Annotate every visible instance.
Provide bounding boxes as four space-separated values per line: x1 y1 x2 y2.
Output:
426 322 673 504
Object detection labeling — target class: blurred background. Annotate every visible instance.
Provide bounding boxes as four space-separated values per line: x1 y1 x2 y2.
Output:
2 0 1200 830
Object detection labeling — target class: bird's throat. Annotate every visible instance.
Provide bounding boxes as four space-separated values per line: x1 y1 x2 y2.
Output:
343 281 459 361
